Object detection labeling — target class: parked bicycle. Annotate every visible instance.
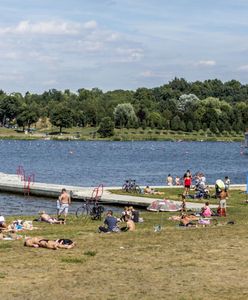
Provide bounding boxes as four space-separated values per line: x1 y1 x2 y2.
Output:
122 179 141 194
76 184 105 220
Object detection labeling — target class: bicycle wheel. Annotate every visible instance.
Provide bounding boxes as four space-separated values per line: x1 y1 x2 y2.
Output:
76 204 89 218
90 205 105 220
134 185 141 194
96 205 105 220
122 183 128 192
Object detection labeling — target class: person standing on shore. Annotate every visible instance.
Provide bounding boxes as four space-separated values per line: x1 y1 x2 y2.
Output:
224 176 231 198
58 188 71 222
183 173 192 196
167 174 173 186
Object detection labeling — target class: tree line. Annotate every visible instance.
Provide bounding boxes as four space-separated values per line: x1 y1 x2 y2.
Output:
0 78 248 137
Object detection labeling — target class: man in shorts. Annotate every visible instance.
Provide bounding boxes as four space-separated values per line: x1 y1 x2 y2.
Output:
58 188 71 222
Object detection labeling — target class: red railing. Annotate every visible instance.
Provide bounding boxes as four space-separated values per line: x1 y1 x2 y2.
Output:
16 166 35 196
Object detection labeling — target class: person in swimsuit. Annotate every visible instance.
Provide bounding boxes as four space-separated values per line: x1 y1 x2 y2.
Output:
24 237 75 249
58 188 71 221
39 211 65 224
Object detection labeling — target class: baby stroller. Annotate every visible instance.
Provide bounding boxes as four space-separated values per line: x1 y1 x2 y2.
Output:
194 181 210 199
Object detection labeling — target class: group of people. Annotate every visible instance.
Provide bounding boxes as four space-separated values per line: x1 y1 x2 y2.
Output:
166 174 181 186
98 207 140 233
180 172 231 221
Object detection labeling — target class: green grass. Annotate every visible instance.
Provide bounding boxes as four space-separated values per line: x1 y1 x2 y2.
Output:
61 257 86 264
84 250 97 256
0 189 248 299
0 127 244 142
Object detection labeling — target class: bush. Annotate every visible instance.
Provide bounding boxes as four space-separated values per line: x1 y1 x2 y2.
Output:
97 117 114 138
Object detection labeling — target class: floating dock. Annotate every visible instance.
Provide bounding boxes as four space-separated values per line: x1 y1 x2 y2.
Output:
0 172 245 208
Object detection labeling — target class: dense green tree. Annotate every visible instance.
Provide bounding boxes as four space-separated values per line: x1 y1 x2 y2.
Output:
97 117 115 138
186 121 193 132
171 115 180 131
177 94 199 113
0 94 22 125
114 103 137 128
149 112 163 128
50 103 74 133
16 103 39 131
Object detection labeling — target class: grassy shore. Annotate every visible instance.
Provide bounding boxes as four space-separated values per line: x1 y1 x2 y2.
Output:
1 189 248 299
0 126 244 142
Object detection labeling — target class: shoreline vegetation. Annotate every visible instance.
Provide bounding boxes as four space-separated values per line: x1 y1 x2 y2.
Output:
0 126 244 142
1 188 248 299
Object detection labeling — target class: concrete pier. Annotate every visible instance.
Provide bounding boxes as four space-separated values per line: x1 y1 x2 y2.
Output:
0 172 245 208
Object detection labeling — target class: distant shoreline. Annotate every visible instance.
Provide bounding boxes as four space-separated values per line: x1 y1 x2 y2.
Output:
0 127 244 142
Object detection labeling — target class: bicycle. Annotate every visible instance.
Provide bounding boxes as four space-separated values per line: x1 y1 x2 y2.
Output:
76 184 105 220
122 179 141 193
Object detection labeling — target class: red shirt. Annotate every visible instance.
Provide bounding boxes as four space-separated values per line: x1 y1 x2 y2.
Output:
184 177 191 186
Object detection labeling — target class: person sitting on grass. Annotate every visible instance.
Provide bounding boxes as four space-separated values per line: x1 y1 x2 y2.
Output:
120 206 130 222
24 237 75 249
99 210 119 233
128 206 141 223
201 202 212 218
0 216 7 230
144 186 152 194
39 211 65 224
120 215 135 232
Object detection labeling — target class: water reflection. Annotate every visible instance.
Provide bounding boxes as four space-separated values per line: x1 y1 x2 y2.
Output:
0 193 122 216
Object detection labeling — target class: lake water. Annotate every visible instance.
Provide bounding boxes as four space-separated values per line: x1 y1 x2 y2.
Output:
0 140 246 215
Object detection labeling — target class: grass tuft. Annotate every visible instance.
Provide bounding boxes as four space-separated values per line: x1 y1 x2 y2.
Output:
0 243 12 249
84 250 97 257
61 257 85 264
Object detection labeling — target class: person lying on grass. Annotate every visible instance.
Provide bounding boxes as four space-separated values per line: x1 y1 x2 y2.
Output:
179 214 199 227
144 186 163 195
24 237 75 249
39 211 65 224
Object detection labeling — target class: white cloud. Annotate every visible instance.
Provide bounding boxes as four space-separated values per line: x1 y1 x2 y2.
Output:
140 70 163 78
83 20 98 30
42 79 58 86
0 71 23 81
0 20 99 35
106 33 120 41
197 60 216 66
115 48 144 62
238 64 248 71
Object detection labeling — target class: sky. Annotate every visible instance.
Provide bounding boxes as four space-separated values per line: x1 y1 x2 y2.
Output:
1 0 248 94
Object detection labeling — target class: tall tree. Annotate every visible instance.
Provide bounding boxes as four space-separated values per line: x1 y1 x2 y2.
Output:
50 103 74 133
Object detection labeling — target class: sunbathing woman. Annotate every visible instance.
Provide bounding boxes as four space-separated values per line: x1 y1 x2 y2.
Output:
180 214 199 226
39 211 65 224
24 237 75 249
